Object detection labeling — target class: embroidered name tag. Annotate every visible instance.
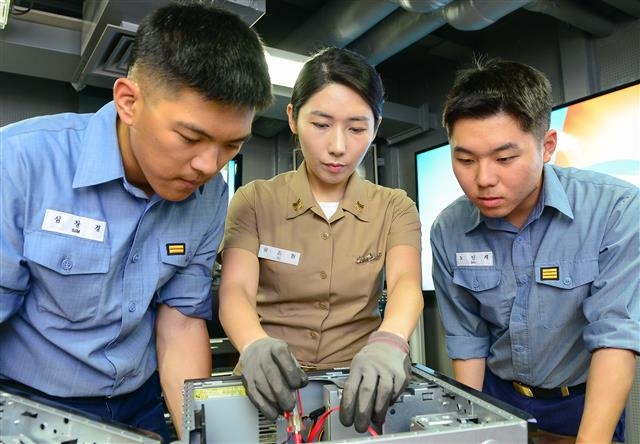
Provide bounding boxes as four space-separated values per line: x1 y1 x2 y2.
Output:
258 244 300 266
456 251 493 266
42 209 106 242
166 243 186 255
540 266 559 280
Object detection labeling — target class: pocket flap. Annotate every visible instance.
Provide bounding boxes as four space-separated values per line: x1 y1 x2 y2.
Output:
535 258 598 289
24 231 110 275
160 240 193 267
453 267 502 292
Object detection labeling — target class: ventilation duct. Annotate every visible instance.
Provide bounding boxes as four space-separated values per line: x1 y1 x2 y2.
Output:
524 0 614 37
279 0 398 55
349 0 531 66
394 0 455 14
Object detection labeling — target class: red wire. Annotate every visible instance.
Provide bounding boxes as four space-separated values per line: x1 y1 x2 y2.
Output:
305 406 379 441
306 406 339 442
296 389 304 417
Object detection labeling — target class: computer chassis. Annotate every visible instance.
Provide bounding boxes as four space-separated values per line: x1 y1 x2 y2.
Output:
182 363 533 443
0 384 162 443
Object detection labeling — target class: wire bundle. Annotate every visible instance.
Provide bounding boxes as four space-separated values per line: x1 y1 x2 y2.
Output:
284 391 379 443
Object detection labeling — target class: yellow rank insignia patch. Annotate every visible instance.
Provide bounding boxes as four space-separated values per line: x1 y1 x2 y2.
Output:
166 243 186 255
540 266 559 280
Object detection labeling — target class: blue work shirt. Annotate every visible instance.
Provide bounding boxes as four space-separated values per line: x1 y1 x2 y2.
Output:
0 102 226 397
431 164 639 388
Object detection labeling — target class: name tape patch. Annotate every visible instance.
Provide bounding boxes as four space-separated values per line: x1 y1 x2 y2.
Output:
258 244 300 266
42 209 106 242
456 251 493 266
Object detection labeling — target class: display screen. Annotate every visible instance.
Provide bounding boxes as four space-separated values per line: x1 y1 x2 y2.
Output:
416 81 640 292
221 154 242 204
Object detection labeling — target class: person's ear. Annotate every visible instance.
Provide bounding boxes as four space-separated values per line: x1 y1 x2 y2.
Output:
542 129 557 163
286 103 297 134
113 77 141 125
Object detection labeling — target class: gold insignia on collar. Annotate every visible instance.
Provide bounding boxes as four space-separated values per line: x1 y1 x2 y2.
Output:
292 198 303 212
354 200 365 213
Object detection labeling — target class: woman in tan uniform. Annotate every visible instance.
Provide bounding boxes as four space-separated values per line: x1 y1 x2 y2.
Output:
218 47 424 434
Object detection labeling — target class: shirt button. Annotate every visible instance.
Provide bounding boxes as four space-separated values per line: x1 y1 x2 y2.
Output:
320 271 327 279
318 302 328 310
563 277 572 286
61 257 73 271
309 331 318 339
472 279 479 289
128 302 136 312
132 253 140 263
321 232 329 240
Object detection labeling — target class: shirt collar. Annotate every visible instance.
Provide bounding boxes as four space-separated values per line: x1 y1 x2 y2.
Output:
463 203 484 233
72 101 125 189
541 164 574 219
463 163 574 233
286 161 371 222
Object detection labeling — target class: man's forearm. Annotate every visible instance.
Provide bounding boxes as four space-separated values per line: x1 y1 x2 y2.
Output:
156 306 212 438
577 348 635 443
159 333 211 438
452 357 486 391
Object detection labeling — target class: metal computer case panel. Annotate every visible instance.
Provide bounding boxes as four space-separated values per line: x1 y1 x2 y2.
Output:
182 364 530 443
0 385 162 443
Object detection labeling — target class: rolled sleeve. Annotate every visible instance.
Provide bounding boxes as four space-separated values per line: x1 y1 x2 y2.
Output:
158 273 213 319
156 188 227 320
584 318 640 353
0 142 29 322
431 219 491 359
387 191 422 252
221 184 260 254
446 334 491 359
583 188 640 353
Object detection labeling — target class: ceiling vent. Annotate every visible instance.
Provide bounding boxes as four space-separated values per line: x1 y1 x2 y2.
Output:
71 0 266 91
72 23 136 90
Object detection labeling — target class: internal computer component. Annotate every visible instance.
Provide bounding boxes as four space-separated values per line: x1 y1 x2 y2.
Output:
182 364 532 443
0 385 162 444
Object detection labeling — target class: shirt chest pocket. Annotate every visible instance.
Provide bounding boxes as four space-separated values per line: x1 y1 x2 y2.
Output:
24 231 110 322
453 267 512 327
160 242 192 267
157 239 195 287
535 258 598 327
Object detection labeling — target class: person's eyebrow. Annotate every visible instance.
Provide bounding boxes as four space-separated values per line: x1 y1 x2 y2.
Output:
309 110 370 122
176 121 252 144
453 142 520 155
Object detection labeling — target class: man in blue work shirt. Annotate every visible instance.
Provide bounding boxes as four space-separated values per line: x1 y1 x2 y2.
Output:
431 58 638 443
0 3 272 442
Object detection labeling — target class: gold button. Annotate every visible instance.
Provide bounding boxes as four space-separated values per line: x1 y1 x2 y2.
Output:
309 331 318 339
318 302 328 310
320 271 327 279
321 232 329 240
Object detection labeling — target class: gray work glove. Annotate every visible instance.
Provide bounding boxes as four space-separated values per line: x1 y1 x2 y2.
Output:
339 331 411 433
237 337 308 420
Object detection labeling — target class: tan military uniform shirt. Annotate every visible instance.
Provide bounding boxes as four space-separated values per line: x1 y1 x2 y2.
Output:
222 162 421 369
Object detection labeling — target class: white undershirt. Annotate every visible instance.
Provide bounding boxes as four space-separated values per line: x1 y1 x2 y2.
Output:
318 201 339 218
